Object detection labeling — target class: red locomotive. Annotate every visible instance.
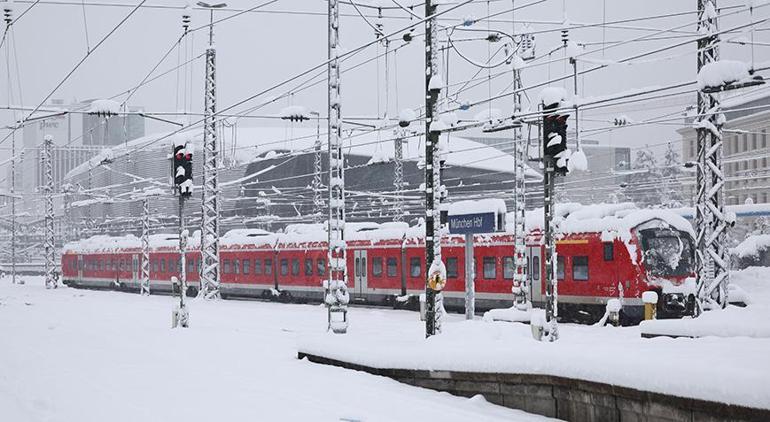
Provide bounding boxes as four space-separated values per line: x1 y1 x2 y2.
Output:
61 203 696 323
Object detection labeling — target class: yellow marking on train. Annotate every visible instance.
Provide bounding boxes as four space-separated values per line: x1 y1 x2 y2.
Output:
556 239 590 245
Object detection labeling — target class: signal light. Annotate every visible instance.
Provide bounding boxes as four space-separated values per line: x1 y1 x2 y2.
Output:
542 104 569 175
172 143 193 197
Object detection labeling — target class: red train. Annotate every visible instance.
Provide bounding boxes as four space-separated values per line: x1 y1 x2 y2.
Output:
61 204 697 323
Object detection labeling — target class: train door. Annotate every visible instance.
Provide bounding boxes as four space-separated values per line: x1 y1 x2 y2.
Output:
132 255 139 285
528 246 543 304
353 250 368 297
77 256 83 280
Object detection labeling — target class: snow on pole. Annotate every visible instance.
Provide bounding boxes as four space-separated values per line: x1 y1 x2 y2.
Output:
325 0 349 334
512 60 528 310
424 0 443 337
695 0 730 313
312 114 323 224
43 135 57 289
140 197 151 296
199 6 221 300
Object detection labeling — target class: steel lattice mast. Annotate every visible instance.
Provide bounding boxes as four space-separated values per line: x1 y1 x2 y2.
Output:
312 113 324 224
695 0 729 311
199 8 221 299
393 133 404 222
43 135 57 289
3 6 15 284
325 0 350 334
140 197 151 295
512 66 528 310
424 0 443 337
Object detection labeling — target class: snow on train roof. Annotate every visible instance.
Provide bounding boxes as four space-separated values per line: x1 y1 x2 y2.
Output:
519 202 694 239
63 232 201 254
64 126 540 181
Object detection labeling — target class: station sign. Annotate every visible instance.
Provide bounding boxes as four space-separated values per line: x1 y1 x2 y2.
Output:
448 212 498 235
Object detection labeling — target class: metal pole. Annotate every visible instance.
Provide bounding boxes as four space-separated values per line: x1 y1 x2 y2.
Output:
512 68 527 309
140 197 151 295
43 135 56 289
4 7 15 284
10 128 16 284
174 196 189 328
312 114 323 224
200 9 221 299
393 134 404 222
325 0 349 334
424 0 442 338
695 0 729 312
464 233 474 319
543 154 558 341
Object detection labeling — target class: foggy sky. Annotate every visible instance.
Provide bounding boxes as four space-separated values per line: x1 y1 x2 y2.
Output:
2 0 768 167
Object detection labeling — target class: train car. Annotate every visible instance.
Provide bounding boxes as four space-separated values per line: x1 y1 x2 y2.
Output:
61 203 696 324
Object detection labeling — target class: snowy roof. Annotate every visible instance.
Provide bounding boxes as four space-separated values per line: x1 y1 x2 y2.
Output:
732 234 770 259
518 202 695 238
64 126 541 180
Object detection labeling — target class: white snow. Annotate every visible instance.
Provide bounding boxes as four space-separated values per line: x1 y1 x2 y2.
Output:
279 105 310 120
567 148 588 172
0 278 548 422
641 267 770 339
697 60 751 91
538 87 568 107
447 198 506 216
733 234 770 259
87 99 121 115
299 268 770 409
398 107 417 125
642 291 659 304
565 41 583 59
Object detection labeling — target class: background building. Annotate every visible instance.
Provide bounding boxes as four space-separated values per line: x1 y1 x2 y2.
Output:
680 86 770 206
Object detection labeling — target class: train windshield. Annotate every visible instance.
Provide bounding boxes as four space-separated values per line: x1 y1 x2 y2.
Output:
639 228 694 277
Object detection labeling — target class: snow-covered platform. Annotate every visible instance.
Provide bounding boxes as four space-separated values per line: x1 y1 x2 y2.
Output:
298 268 770 421
0 277 549 422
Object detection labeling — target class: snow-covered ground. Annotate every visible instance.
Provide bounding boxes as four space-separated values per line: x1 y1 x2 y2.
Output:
0 277 550 422
300 268 770 410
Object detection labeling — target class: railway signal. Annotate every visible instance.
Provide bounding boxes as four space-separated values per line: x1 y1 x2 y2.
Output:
172 143 193 197
543 105 569 176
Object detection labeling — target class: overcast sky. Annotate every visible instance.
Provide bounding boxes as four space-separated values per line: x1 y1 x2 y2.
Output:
2 0 769 167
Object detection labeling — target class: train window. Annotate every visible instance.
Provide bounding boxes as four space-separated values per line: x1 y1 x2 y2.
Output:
265 259 273 275
483 257 496 279
372 258 383 277
223 259 231 274
187 259 194 273
317 258 326 276
234 259 240 275
410 258 421 278
243 259 250 275
532 256 540 281
361 257 366 277
387 258 397 277
291 259 300 276
152 260 158 273
280 259 288 276
603 243 614 261
446 258 458 278
134 258 138 272
556 256 565 280
503 256 515 279
573 256 589 281
305 259 313 276
254 259 263 275
161 259 167 273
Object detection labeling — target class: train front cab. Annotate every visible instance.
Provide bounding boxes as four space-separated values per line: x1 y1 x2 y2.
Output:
635 222 697 319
